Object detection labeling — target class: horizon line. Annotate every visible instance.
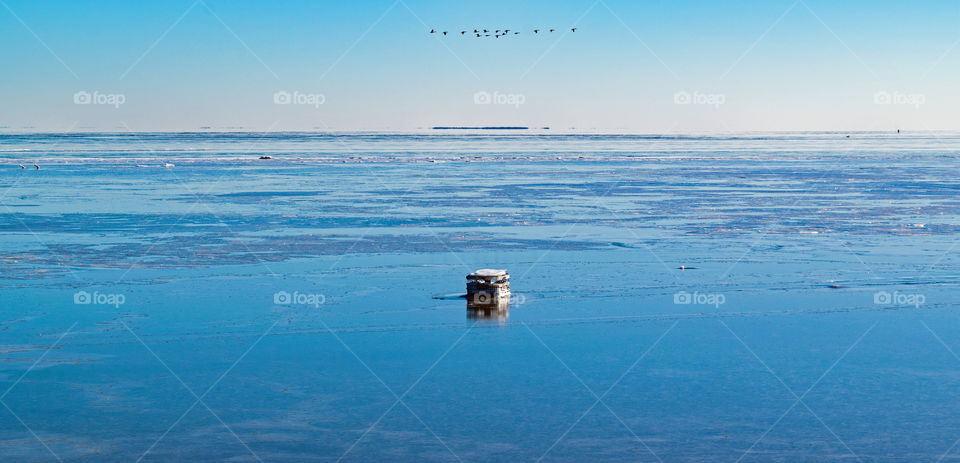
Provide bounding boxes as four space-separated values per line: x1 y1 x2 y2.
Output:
0 128 930 136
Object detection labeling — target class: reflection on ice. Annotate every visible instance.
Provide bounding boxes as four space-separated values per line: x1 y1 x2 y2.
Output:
467 296 510 322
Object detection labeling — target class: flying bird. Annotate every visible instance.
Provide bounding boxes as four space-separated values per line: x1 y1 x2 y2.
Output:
17 164 24 169
426 26 588 37
33 164 39 169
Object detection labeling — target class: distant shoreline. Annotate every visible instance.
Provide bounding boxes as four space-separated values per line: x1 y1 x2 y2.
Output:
432 126 531 130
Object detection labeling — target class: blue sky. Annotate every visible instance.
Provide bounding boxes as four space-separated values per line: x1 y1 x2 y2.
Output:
2 0 960 132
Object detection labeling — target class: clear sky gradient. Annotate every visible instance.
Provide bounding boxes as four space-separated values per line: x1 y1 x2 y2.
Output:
2 0 960 132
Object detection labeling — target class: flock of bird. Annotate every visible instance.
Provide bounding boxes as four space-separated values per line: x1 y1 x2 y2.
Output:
430 28 576 38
